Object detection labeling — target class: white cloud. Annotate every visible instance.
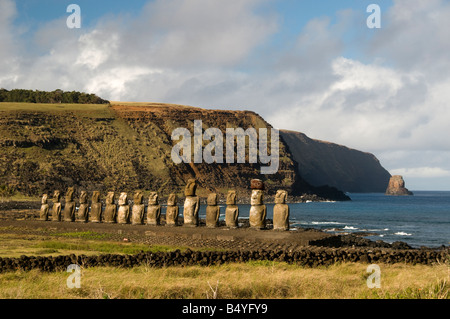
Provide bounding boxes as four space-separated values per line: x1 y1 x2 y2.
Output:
390 167 450 178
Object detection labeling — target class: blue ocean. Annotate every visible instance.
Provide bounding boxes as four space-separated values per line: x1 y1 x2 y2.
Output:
197 191 450 248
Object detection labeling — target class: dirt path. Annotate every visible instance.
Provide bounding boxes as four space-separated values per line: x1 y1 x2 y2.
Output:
0 213 332 251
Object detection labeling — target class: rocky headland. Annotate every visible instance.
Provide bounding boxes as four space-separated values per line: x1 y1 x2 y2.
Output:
280 130 392 193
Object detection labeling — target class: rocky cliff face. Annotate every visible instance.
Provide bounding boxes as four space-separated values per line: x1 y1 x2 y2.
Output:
0 102 348 201
385 175 413 196
280 130 391 193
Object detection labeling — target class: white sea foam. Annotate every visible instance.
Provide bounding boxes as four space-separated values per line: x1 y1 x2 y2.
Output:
310 221 344 225
343 226 358 230
395 232 412 236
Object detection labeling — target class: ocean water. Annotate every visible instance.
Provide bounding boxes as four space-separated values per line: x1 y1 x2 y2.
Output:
196 191 450 248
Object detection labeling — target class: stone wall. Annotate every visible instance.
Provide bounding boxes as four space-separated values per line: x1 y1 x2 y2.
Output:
0 248 447 273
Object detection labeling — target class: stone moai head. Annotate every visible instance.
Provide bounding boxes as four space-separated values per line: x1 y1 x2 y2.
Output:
207 193 218 206
65 187 74 202
226 190 237 205
92 191 100 203
41 194 48 204
167 193 177 206
133 191 143 205
148 192 159 205
251 189 264 205
118 192 128 206
79 191 88 204
184 179 197 196
105 192 115 204
275 190 287 204
53 190 61 202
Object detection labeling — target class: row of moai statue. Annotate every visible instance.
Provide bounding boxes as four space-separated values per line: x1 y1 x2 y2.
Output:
39 179 290 230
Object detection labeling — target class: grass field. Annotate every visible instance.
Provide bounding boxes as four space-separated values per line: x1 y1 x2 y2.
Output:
0 261 447 299
0 232 198 258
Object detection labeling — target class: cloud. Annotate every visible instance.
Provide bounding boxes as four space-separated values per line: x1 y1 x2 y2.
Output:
390 167 450 178
0 0 20 83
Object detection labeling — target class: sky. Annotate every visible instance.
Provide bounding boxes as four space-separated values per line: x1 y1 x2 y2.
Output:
1 0 450 191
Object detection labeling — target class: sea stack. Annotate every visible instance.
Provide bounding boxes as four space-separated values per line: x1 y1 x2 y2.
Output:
385 175 413 196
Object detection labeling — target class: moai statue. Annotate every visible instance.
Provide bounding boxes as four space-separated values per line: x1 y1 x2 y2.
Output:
90 191 102 223
76 191 89 223
165 193 179 226
131 191 145 225
104 192 117 223
225 190 239 228
249 179 266 230
117 192 130 224
273 190 289 231
63 187 76 222
183 179 200 227
206 193 220 228
147 192 161 226
51 190 62 222
39 194 50 221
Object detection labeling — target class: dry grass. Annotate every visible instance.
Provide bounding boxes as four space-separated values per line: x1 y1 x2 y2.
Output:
0 261 448 299
0 232 195 258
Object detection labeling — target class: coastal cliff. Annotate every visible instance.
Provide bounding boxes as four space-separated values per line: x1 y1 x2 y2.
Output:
280 130 391 193
0 102 348 201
